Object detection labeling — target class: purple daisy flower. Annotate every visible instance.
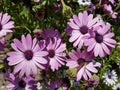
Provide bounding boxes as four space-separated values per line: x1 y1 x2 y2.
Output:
66 11 100 48
0 13 14 37
85 23 116 57
45 37 66 71
0 38 5 51
66 49 101 81
41 28 61 40
7 34 48 77
6 74 37 90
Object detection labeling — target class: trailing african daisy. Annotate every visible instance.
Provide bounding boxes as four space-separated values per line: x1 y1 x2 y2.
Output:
85 23 116 57
6 73 37 90
66 49 101 81
7 34 48 77
66 11 100 49
0 13 14 38
45 37 66 71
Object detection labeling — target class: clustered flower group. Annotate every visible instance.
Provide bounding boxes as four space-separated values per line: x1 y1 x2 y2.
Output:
0 0 119 90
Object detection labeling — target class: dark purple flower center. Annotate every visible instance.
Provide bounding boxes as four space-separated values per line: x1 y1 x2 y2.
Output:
77 58 86 65
80 26 88 35
48 49 55 58
108 74 112 79
82 0 86 2
24 50 33 60
0 23 2 31
18 80 26 88
117 88 120 90
54 88 58 90
95 33 103 43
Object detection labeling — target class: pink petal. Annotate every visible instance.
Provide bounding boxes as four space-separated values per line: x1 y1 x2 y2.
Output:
78 39 84 49
34 57 47 64
34 51 48 57
85 69 92 78
83 70 88 80
69 50 79 60
14 61 25 74
32 38 37 49
34 61 45 69
25 61 31 76
93 62 101 67
99 44 105 57
1 13 11 25
11 43 20 52
94 43 100 57
8 57 24 65
101 43 110 55
55 56 65 65
13 39 25 51
76 66 85 81
69 30 80 42
73 35 81 47
88 14 93 22
104 38 116 44
56 44 66 53
30 61 38 75
3 21 14 29
33 44 40 52
66 60 78 68
26 34 32 49
49 58 61 71
68 20 79 29
104 32 114 38
88 17 98 28
86 62 98 73
78 12 83 25
104 41 115 48
73 15 81 26
21 35 27 50
82 11 88 25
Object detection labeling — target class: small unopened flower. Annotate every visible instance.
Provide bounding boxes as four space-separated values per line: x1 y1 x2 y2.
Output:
52 2 61 13
104 4 118 19
66 49 101 81
7 34 48 77
6 74 37 90
103 70 118 86
84 76 99 87
113 83 120 90
0 13 14 38
33 29 42 39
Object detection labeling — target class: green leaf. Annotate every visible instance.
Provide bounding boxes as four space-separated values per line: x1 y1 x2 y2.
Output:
67 68 77 78
0 64 5 69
